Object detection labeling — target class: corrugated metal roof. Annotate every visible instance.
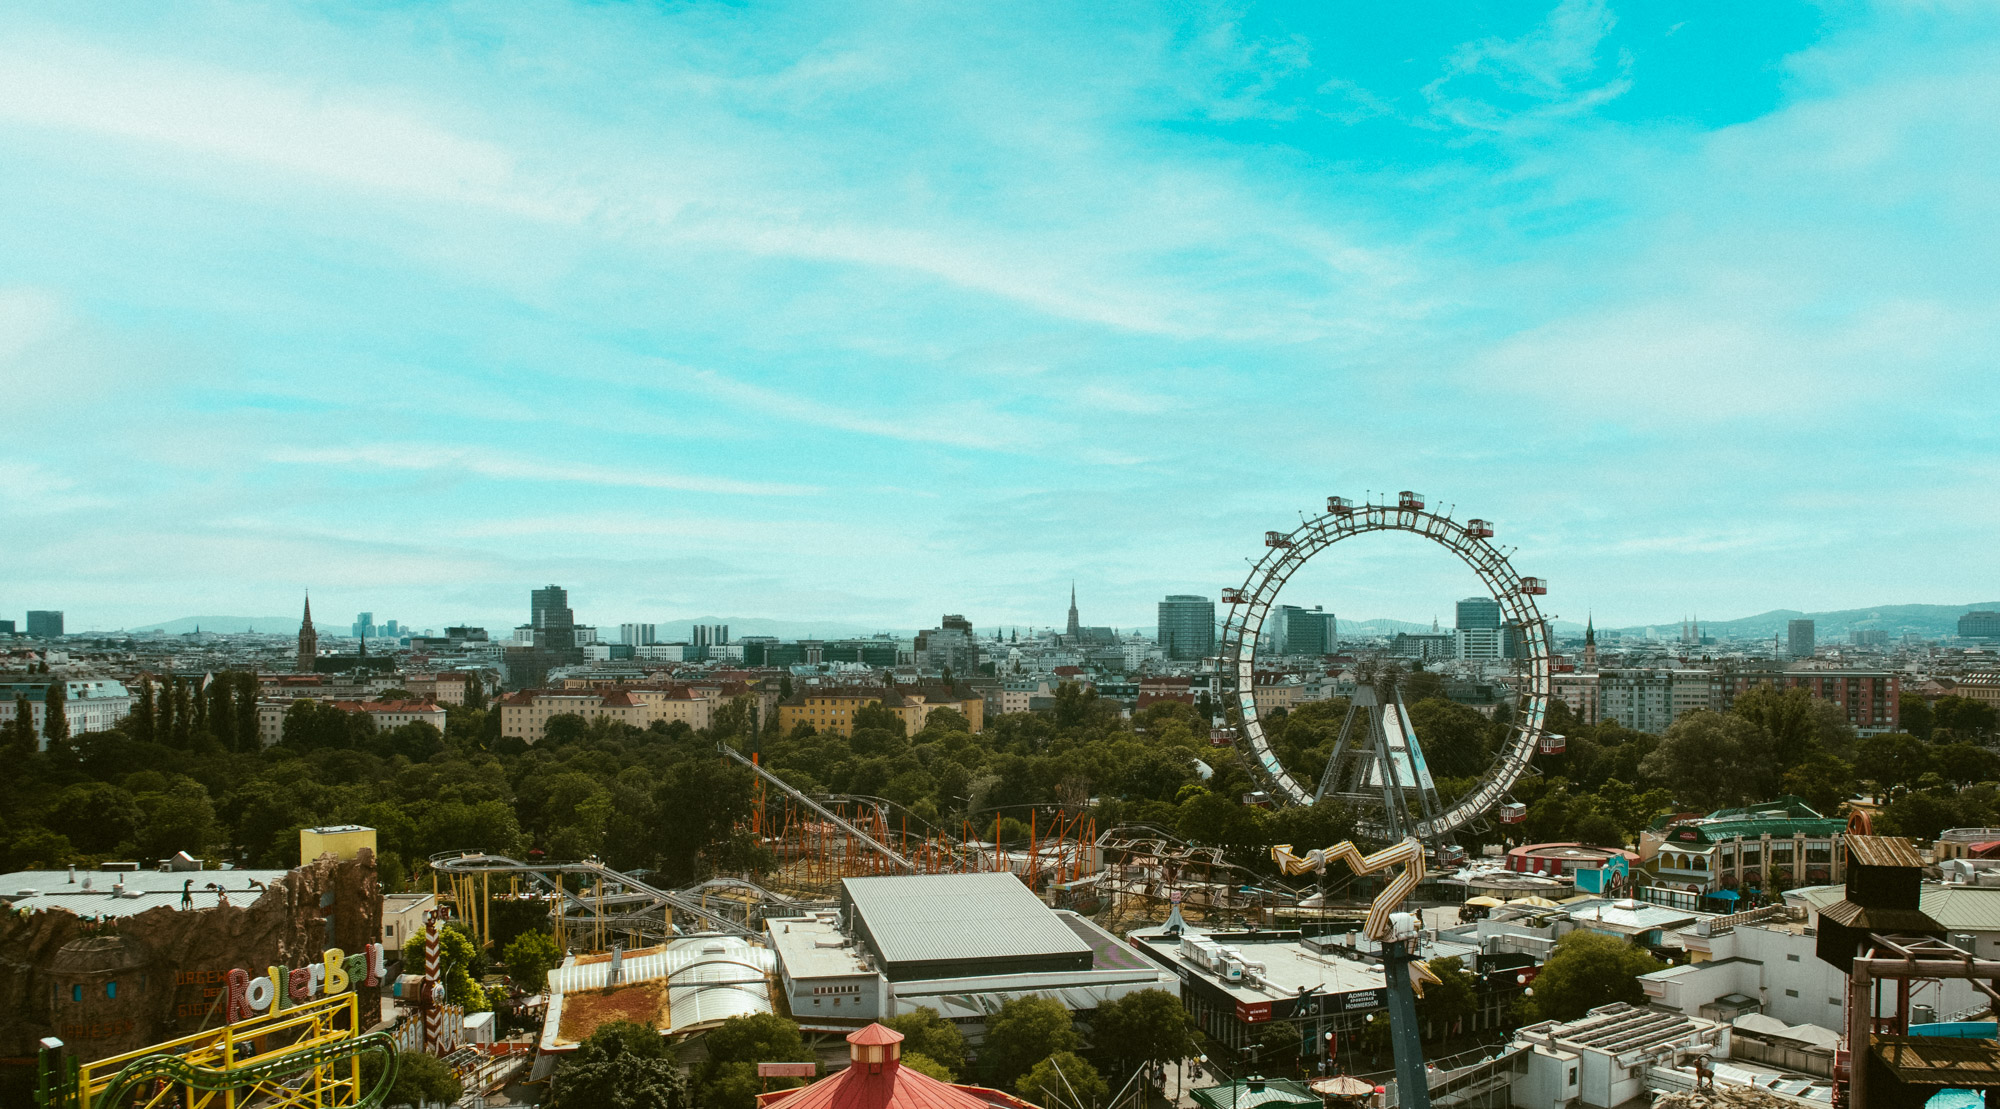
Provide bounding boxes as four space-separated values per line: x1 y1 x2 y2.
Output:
1849 836 1925 868
0 868 291 918
1923 887 2000 932
845 874 1089 967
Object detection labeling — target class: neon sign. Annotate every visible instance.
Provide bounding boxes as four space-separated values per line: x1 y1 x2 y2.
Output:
223 944 386 1024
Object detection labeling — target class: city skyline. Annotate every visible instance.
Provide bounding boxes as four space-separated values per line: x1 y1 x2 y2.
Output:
4 4 1998 629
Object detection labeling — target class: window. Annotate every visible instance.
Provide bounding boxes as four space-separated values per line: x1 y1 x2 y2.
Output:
71 984 82 1002
1787 954 1800 962
106 981 117 999
1785 989 1799 998
1568 1068 1578 1086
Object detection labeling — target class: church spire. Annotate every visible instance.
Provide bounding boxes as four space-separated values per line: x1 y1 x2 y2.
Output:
296 591 318 674
1066 581 1081 637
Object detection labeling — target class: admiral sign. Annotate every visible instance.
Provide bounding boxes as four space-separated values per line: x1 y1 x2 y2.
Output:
1341 988 1386 1012
1234 1000 1273 1024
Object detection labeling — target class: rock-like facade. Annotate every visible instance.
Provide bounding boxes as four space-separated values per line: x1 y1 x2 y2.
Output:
0 853 382 1064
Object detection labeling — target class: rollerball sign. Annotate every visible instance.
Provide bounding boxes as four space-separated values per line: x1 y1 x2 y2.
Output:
223 944 386 1023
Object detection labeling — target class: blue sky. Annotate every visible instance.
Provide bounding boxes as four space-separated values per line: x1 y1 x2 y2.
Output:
2 1 1995 634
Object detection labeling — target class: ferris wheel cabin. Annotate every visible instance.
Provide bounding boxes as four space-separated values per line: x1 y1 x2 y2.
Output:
1540 733 1566 755
1518 576 1547 595
1221 587 1247 604
1466 518 1494 538
1326 496 1355 516
1264 530 1295 548
1498 803 1528 824
1397 491 1425 511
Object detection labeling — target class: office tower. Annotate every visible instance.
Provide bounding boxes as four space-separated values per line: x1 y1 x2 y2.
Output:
26 611 63 638
620 623 659 646
531 585 576 649
1455 596 1501 631
351 612 375 638
692 624 729 647
917 615 979 675
1273 604 1337 656
1788 619 1816 659
297 594 317 672
0 620 15 635
1456 596 1503 660
1158 595 1216 661
1961 612 2000 640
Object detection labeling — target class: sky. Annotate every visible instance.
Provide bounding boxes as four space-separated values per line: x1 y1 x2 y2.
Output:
2 1 1997 635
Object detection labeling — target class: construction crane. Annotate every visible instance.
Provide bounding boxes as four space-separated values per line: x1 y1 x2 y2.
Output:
1272 837 1438 1109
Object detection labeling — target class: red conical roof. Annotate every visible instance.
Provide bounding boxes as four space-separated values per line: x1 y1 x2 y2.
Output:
848 1024 905 1046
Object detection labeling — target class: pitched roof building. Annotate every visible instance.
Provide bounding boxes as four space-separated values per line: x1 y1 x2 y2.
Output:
757 1023 1035 1109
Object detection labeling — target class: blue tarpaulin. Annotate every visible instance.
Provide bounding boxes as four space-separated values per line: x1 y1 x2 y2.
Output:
1708 889 1741 901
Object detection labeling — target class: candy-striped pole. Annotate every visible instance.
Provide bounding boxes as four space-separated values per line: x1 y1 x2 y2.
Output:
422 916 441 1053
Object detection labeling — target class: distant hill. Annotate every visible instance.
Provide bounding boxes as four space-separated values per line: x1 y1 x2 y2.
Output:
123 616 299 635
1610 602 2000 641
1339 617 1443 636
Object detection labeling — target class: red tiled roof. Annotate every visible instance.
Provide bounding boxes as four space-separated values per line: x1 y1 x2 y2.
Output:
848 1024 904 1045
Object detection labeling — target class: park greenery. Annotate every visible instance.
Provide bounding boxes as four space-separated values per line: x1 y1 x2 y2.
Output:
1 665 1993 899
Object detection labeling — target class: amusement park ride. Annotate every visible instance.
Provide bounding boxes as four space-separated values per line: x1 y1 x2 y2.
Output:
26 490 1558 1109
1218 491 1560 843
1235 492 1562 1108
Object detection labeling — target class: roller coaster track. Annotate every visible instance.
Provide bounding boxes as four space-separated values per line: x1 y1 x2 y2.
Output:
428 852 772 939
89 1031 399 1109
720 745 918 873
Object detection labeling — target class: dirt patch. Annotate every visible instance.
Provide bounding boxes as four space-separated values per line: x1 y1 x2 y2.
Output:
557 980 669 1045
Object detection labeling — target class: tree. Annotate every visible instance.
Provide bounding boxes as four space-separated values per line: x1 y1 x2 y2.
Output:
504 930 563 989
1416 956 1478 1042
1901 694 1935 741
1640 711 1774 811
133 677 156 744
885 1007 968 1078
1855 734 1931 799
400 922 490 1011
207 676 235 750
1782 752 1857 815
234 673 260 751
170 678 193 748
902 1053 956 1080
1935 696 1999 742
360 1047 464 1107
43 680 67 745
1730 684 1851 768
1090 988 1194 1076
981 995 1081 1088
1522 931 1664 1021
548 1020 691 1109
1017 1051 1107 1109
697 1014 810 1109
7 694 33 757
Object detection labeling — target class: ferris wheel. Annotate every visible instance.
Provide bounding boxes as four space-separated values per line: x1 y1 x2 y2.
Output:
1217 492 1559 843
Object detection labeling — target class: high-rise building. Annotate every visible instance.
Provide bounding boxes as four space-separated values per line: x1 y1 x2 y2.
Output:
351 612 375 638
1272 604 1337 656
1158 595 1216 661
692 624 729 647
297 594 318 672
0 620 15 635
25 611 62 638
1787 619 1816 659
1455 596 1501 631
620 623 659 646
916 615 979 675
1961 612 2000 640
531 585 576 649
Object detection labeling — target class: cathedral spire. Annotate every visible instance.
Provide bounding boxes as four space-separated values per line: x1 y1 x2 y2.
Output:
296 591 318 674
1066 581 1081 637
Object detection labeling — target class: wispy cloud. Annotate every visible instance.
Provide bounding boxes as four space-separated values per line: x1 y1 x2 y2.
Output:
266 446 818 497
